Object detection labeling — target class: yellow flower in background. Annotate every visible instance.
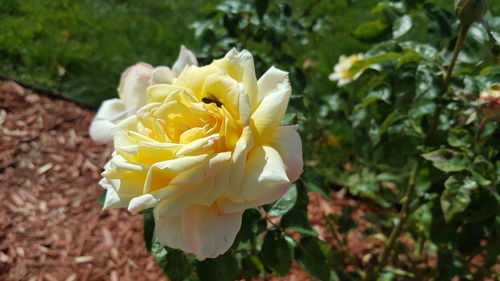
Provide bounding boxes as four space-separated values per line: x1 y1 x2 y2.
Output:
479 83 500 121
99 49 303 260
89 45 198 143
328 53 366 87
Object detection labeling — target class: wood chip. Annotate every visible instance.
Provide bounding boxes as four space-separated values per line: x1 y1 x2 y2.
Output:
65 274 77 281
37 163 53 174
74 256 93 264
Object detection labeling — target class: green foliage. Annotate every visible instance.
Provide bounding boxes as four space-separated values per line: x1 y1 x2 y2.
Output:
196 252 238 281
267 183 297 216
295 237 331 281
140 0 498 280
142 208 155 252
259 229 293 276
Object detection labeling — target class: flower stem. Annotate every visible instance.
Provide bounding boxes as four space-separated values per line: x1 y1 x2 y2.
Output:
444 24 470 89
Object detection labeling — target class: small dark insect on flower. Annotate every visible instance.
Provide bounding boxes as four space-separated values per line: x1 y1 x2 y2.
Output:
202 96 222 108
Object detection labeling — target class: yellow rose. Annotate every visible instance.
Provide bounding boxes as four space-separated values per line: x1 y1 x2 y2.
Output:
328 53 366 86
479 83 500 121
89 46 198 143
100 49 303 260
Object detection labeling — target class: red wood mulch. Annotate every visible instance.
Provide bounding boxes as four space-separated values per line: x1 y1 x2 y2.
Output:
0 80 166 281
0 79 382 281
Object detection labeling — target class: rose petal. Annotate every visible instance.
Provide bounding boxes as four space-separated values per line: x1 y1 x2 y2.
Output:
144 154 210 193
100 178 131 209
239 91 251 126
172 45 198 77
257 66 288 103
240 145 289 201
174 64 221 99
227 126 254 194
155 204 243 260
118 62 153 109
201 71 241 119
147 84 197 104
89 98 126 143
218 183 288 214
151 66 175 84
137 154 227 216
250 77 291 142
271 125 303 182
154 152 231 217
175 134 219 157
224 49 259 109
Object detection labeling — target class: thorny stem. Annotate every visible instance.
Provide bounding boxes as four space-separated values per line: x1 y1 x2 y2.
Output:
366 161 420 281
325 215 364 277
365 23 472 281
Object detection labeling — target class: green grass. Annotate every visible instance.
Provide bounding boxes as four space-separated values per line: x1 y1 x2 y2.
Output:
0 0 219 107
0 0 497 107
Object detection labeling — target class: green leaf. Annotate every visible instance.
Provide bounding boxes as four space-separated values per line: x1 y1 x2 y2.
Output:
349 53 402 75
408 102 436 119
163 248 191 281
392 15 412 38
239 256 263 279
379 111 405 136
268 184 297 216
441 176 478 222
234 209 265 249
410 200 435 238
393 62 418 108
96 189 106 207
260 230 293 276
470 156 494 186
422 149 469 172
447 129 472 149
281 208 317 237
151 239 192 281
353 19 389 40
354 86 391 111
143 208 155 252
196 252 238 281
401 42 439 61
424 3 453 38
459 23 489 64
151 238 167 268
346 169 380 201
295 237 331 281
